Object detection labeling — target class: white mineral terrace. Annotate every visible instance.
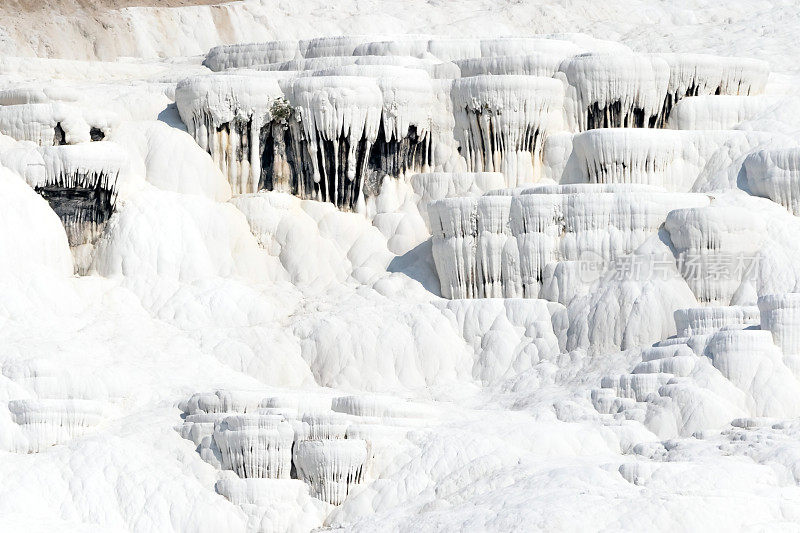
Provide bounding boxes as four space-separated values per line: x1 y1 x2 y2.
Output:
2 2 800 531
174 40 773 214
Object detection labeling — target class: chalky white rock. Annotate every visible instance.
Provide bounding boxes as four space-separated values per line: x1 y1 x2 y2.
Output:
1 2 800 532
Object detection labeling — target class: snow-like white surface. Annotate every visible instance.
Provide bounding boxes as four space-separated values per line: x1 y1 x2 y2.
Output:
1 2 800 532
451 75 564 184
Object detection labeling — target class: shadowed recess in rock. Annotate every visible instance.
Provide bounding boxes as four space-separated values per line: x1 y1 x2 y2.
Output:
34 169 118 246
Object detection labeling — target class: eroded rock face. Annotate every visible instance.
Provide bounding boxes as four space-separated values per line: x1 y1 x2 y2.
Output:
20 143 122 273
34 170 116 246
177 69 447 211
175 74 284 195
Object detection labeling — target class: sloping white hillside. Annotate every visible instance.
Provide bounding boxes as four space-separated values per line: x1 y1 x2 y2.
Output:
0 2 799 532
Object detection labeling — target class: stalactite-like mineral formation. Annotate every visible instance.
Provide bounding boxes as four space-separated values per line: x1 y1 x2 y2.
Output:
293 439 368 506
451 75 564 185
559 53 669 131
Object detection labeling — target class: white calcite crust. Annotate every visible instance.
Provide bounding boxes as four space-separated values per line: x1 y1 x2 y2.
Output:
571 128 684 189
559 53 670 131
430 186 708 299
665 205 766 305
594 303 800 439
8 398 108 453
175 74 284 194
203 41 302 71
674 306 761 337
293 439 368 505
567 128 793 192
758 293 800 375
259 55 460 79
479 37 584 58
745 148 800 215
451 75 564 184
655 53 768 124
182 390 268 415
456 53 568 78
2 8 800 532
330 395 433 419
0 102 97 145
665 95 783 130
214 477 327 533
213 414 295 479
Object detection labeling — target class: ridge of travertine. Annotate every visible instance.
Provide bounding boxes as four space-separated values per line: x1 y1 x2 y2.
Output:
2 12 800 532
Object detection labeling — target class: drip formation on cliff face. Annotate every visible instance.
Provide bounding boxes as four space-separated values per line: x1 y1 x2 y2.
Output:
3 25 800 531
177 37 770 216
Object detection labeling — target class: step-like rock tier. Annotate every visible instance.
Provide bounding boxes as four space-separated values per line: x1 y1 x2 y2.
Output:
451 75 564 184
665 206 766 305
758 293 800 374
8 398 108 453
178 389 436 506
674 305 761 337
593 303 800 439
430 185 708 299
745 148 800 215
293 439 368 506
214 414 295 479
180 40 770 214
655 53 768 126
559 53 669 130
